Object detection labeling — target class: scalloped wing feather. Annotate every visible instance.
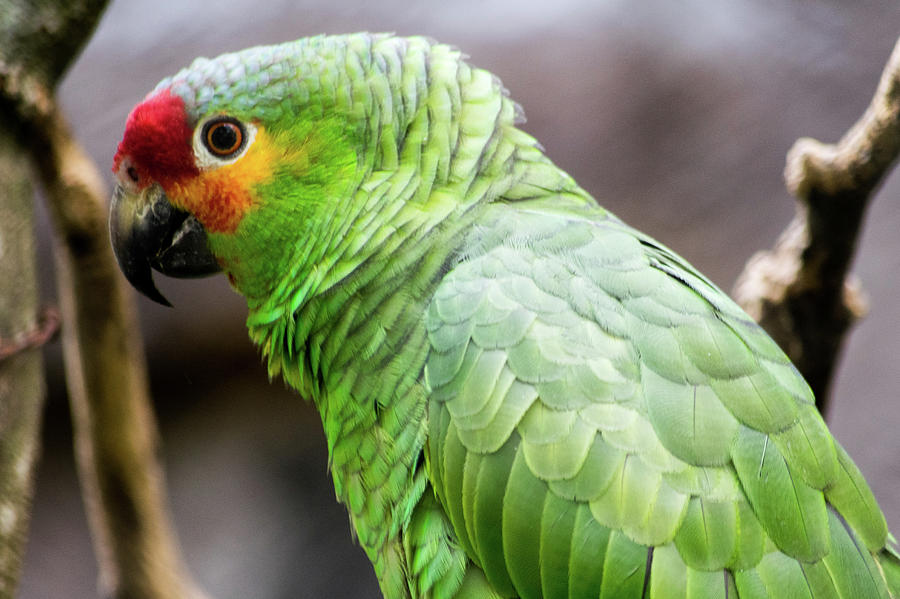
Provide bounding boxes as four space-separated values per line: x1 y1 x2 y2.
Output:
424 206 894 598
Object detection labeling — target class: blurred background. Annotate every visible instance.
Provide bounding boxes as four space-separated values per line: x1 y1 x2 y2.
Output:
19 1 900 597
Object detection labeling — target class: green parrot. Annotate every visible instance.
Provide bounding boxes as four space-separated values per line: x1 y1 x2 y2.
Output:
109 33 900 598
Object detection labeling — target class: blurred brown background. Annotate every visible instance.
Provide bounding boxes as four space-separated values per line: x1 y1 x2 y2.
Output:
19 1 900 597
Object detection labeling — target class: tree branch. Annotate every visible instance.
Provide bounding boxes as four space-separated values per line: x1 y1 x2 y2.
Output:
733 35 900 413
1 1 209 597
0 112 47 599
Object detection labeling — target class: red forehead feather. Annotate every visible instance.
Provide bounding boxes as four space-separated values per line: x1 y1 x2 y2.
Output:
113 89 199 184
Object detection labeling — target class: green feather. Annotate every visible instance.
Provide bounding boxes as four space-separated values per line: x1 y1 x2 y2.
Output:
771 404 838 490
500 447 546 599
674 497 736 571
732 427 829 561
600 530 649 598
538 493 577 599
472 437 518 597
568 504 611 598
643 366 739 466
649 544 689 599
441 419 478 561
729 497 767 570
548 435 625 502
824 443 888 551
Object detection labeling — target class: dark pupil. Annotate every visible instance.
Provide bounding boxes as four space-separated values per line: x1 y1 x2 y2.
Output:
210 123 238 153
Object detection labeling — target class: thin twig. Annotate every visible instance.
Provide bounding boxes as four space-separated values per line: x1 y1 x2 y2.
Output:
734 36 900 413
0 307 59 362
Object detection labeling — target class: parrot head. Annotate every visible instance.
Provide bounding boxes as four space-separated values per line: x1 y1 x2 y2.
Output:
110 37 375 306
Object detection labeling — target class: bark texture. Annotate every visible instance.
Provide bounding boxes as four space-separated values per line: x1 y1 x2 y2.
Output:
0 117 46 599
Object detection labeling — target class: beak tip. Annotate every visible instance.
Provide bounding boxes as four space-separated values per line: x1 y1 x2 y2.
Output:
143 284 174 308
113 252 173 307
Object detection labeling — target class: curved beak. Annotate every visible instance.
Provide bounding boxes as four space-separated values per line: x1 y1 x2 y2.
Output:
109 182 221 306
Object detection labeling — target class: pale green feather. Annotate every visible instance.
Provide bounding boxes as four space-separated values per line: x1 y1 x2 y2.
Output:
425 203 898 598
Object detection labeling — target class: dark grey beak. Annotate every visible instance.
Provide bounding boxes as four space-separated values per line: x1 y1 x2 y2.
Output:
109 182 221 306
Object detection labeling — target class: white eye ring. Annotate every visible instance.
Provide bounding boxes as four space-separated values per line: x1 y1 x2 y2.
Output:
192 115 257 170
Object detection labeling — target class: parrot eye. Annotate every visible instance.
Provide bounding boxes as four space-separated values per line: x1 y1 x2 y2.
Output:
201 117 246 158
192 115 256 169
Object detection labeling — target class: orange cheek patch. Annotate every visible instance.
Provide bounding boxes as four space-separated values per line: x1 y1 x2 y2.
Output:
168 127 284 234
176 172 254 234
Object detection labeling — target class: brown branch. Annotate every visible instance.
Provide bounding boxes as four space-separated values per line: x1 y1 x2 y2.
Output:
0 112 47 599
1 1 210 598
734 35 900 413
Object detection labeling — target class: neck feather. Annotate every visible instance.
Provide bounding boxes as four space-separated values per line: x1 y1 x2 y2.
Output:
242 35 534 386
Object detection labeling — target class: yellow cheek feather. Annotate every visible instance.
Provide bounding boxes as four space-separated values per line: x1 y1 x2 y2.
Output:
169 126 281 234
